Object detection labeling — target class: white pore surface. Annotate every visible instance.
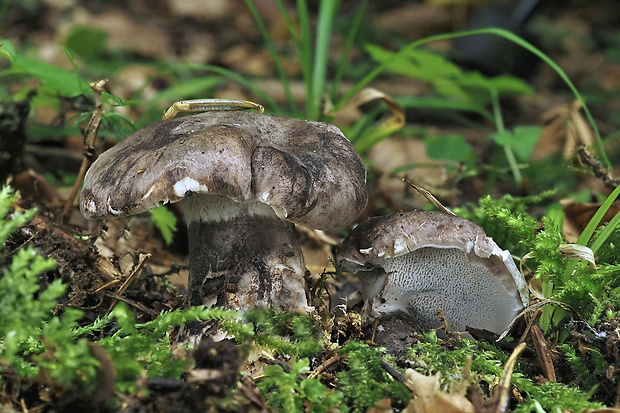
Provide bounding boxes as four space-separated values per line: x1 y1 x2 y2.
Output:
372 247 522 334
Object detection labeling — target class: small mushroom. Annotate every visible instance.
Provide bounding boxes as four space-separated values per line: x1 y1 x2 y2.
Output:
336 211 529 334
81 111 367 313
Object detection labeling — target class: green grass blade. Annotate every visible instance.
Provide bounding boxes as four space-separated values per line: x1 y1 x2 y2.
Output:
274 0 310 87
330 0 368 100
172 63 282 114
491 89 522 184
336 28 609 167
577 183 620 248
589 208 620 254
244 0 298 115
562 183 620 282
295 0 313 113
309 0 341 120
396 96 493 121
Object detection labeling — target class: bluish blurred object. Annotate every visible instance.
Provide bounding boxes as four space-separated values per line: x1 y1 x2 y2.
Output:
452 0 542 78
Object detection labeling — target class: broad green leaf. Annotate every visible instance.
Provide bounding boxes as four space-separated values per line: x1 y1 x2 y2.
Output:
489 125 542 161
486 74 535 95
424 134 476 163
12 54 86 96
0 38 16 61
365 44 461 81
459 71 534 96
511 125 543 160
489 130 513 146
64 26 108 59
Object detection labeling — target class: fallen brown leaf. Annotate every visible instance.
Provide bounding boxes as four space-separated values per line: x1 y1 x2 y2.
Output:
403 369 475 413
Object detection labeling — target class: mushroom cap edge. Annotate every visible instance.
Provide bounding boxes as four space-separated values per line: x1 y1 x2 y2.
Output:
80 111 368 230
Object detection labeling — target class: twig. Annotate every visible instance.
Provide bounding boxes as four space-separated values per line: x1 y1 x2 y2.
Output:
104 292 159 318
498 298 582 342
308 354 344 379
402 177 456 216
91 279 121 294
577 145 619 189
61 79 107 220
238 378 272 413
150 263 189 278
459 355 472 396
490 342 527 413
106 253 151 313
530 324 556 382
380 359 408 383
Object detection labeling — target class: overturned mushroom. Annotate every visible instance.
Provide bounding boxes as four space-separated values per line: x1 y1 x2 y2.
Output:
337 211 529 334
81 108 367 313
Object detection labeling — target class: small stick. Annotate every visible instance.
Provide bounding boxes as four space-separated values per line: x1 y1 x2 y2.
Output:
577 145 620 189
106 253 151 313
162 99 264 120
91 279 121 295
308 354 344 379
104 291 159 318
402 177 456 216
491 342 527 413
459 355 472 396
61 79 107 220
379 359 408 383
530 324 556 382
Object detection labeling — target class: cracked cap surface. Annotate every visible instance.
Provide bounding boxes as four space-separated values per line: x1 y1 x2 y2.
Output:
80 111 368 230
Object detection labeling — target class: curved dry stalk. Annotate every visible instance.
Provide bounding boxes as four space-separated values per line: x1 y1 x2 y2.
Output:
61 79 107 220
490 342 527 413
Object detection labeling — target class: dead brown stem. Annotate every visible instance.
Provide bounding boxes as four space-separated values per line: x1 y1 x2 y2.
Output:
530 324 556 382
490 342 527 413
577 145 620 189
61 79 107 220
308 354 344 379
106 253 151 313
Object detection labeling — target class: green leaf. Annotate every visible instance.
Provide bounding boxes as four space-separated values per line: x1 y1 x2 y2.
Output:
424 134 476 163
64 26 108 59
489 125 542 161
365 43 532 107
365 44 461 81
12 54 86 97
0 38 16 62
149 205 178 245
459 71 535 96
148 76 223 105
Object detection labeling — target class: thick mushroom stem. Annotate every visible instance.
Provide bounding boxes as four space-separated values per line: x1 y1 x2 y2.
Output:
182 193 312 313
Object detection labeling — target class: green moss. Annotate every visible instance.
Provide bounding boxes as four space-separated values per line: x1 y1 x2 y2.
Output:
258 358 346 412
337 341 411 412
407 338 603 412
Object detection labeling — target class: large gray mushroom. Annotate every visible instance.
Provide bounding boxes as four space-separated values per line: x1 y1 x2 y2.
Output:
81 111 367 313
337 211 529 334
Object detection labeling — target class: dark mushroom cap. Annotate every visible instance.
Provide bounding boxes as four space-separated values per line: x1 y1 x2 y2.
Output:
337 211 529 331
80 111 368 230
